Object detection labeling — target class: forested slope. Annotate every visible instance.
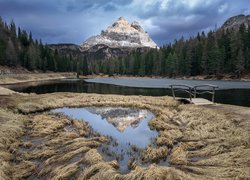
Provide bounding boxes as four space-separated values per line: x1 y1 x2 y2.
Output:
1 16 249 78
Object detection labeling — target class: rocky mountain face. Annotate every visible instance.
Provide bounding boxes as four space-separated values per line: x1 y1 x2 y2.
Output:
81 17 158 51
49 15 250 61
221 14 250 30
49 44 81 56
85 107 148 132
49 17 158 60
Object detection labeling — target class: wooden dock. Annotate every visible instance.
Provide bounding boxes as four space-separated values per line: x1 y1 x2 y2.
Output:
170 84 218 106
178 98 214 105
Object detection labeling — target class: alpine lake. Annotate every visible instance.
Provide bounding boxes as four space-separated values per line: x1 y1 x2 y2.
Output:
3 77 250 174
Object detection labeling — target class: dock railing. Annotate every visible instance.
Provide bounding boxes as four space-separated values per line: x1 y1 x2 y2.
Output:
193 84 218 103
170 84 218 103
170 84 194 102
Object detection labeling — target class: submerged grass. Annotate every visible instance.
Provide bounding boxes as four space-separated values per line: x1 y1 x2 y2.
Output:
0 92 249 179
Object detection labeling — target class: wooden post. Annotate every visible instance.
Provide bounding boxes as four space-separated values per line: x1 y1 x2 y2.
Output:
193 87 197 98
212 87 215 103
189 87 192 102
171 85 175 100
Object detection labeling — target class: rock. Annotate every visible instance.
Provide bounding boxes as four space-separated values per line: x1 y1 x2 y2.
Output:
85 107 148 132
80 17 158 51
49 14 250 61
48 43 81 56
221 14 250 30
49 17 157 60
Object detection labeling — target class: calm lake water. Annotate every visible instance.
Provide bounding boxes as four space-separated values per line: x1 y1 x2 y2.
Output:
52 107 157 172
5 78 250 107
52 107 156 148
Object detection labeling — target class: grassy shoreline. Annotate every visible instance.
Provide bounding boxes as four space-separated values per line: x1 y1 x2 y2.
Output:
0 72 75 85
0 72 249 87
0 73 249 179
0 92 249 179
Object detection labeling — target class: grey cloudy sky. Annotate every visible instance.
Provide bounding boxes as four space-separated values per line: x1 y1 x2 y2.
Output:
0 0 249 46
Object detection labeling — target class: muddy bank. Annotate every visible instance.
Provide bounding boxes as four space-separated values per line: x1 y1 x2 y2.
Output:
0 93 249 179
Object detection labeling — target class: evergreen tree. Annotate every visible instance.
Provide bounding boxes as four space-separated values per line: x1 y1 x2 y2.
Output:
138 54 145 76
6 38 17 66
0 39 6 65
27 44 37 70
236 49 245 77
82 57 89 75
118 58 125 75
9 20 17 40
0 16 249 77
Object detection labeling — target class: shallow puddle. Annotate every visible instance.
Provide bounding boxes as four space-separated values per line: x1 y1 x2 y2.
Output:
52 107 158 172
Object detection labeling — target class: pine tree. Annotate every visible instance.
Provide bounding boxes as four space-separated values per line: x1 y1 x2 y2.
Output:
236 49 245 77
133 53 140 75
6 38 17 66
29 32 33 44
0 39 6 65
9 20 17 40
152 49 160 75
145 50 153 75
128 54 135 75
138 54 145 76
171 52 178 77
27 44 37 70
19 30 29 47
230 31 241 73
160 48 167 75
201 47 208 75
118 57 125 75
82 57 88 75
165 53 175 77
184 43 192 76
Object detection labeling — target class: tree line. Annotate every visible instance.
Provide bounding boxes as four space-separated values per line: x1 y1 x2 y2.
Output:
1 17 249 77
0 17 89 74
94 25 250 77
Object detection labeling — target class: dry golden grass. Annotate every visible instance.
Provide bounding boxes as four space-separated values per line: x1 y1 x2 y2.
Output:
140 146 169 163
0 86 18 95
0 109 26 179
0 72 74 85
13 161 36 179
0 92 249 179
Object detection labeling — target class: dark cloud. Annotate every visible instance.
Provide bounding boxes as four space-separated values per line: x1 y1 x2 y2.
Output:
64 0 132 13
132 0 249 45
0 0 59 16
103 4 117 12
0 0 249 46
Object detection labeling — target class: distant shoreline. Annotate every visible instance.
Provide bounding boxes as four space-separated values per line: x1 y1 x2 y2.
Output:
0 65 250 85
81 73 250 82
0 72 249 86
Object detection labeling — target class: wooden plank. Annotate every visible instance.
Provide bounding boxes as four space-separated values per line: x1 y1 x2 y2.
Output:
177 98 214 105
191 98 214 105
